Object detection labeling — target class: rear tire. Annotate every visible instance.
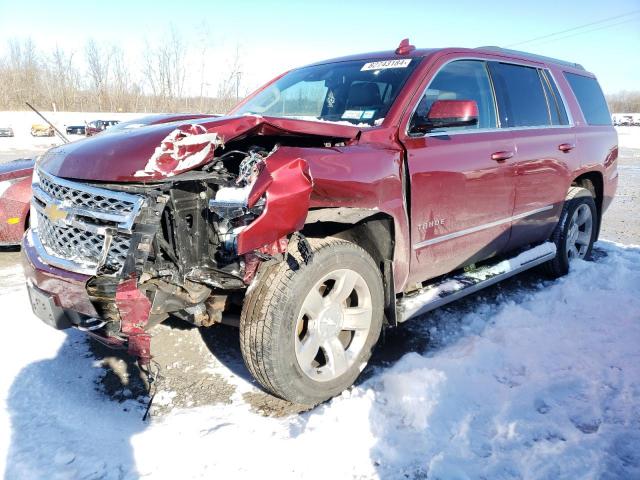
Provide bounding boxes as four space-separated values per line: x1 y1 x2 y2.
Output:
240 238 384 406
544 186 597 278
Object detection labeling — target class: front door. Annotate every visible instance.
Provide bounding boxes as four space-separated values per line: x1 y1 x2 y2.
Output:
400 59 516 285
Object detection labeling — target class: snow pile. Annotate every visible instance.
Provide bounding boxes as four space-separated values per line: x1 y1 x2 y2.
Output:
1 241 639 479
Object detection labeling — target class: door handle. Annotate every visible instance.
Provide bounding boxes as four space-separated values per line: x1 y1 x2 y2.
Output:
491 151 514 162
558 143 575 153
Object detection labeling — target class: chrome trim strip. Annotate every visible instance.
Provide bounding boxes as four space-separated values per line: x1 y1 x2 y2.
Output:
404 56 575 138
413 205 554 250
423 125 572 137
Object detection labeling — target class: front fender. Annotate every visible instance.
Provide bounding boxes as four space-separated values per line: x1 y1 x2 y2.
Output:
236 152 313 254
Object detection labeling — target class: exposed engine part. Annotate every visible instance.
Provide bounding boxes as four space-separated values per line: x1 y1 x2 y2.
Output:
236 146 275 186
207 146 276 255
145 278 212 318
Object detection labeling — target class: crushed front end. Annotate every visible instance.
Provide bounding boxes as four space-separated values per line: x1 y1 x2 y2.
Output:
23 137 314 366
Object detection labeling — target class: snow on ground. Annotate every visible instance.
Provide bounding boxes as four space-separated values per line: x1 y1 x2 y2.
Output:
1 240 639 479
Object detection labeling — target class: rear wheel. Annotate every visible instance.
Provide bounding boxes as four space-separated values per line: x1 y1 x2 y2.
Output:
545 186 597 278
240 238 384 406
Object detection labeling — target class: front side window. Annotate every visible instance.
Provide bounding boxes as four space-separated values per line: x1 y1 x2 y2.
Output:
489 62 551 127
411 60 497 133
234 58 421 126
564 72 611 126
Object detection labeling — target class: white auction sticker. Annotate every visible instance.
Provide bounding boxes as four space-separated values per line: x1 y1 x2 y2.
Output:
342 110 364 119
361 59 411 71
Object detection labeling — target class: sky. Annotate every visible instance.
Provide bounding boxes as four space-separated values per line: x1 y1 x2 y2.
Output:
0 0 639 95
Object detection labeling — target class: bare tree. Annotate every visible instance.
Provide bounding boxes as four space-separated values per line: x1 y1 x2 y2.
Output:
216 44 243 113
607 91 640 113
85 39 112 111
0 38 45 108
0 33 245 113
43 46 80 111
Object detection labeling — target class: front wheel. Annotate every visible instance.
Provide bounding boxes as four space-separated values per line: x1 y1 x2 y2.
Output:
544 186 597 278
240 238 384 406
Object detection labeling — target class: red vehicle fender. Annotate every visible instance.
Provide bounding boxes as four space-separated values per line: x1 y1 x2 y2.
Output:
236 151 313 255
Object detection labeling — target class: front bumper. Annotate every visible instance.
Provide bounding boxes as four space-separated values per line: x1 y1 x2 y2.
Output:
22 229 98 318
23 229 146 357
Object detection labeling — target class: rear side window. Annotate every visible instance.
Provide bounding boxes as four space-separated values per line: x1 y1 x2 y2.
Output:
489 62 550 127
564 72 611 126
411 59 497 133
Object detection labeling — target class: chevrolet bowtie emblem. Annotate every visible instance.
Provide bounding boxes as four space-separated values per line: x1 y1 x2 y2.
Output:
44 203 68 223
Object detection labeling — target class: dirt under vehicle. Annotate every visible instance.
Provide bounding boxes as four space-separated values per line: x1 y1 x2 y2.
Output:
23 41 618 405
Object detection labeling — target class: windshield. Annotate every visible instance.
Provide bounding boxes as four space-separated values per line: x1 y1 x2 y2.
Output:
234 58 421 126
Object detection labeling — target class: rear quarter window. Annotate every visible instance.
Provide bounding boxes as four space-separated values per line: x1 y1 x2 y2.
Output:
564 73 611 126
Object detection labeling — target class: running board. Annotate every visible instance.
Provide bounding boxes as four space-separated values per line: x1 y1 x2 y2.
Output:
397 242 557 323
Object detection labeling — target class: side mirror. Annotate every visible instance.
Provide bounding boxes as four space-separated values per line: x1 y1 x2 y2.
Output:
413 99 479 133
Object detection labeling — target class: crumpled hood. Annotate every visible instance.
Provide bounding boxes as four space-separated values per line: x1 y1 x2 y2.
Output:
38 115 361 182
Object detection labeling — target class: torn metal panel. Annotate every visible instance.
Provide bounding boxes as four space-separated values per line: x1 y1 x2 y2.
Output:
115 276 152 365
135 124 223 178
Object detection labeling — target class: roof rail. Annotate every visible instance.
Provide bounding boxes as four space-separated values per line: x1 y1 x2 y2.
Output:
476 46 585 70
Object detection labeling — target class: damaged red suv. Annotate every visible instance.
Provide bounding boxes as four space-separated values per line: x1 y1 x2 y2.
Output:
23 41 617 406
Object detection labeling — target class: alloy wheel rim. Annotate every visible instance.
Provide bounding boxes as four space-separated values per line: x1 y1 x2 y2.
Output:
294 269 373 382
566 204 593 260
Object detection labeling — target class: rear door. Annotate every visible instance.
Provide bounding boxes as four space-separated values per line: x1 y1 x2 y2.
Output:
400 58 516 285
488 61 577 250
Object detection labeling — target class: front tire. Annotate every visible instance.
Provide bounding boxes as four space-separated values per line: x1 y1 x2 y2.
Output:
240 238 384 406
544 186 597 278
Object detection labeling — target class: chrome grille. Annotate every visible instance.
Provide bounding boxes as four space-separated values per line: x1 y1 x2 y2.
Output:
39 173 137 215
36 212 131 271
31 169 144 275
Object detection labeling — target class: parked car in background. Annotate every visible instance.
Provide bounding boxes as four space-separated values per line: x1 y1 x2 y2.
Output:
0 113 218 246
22 43 618 406
0 126 14 137
30 124 54 137
0 158 34 245
85 119 120 136
65 125 86 135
